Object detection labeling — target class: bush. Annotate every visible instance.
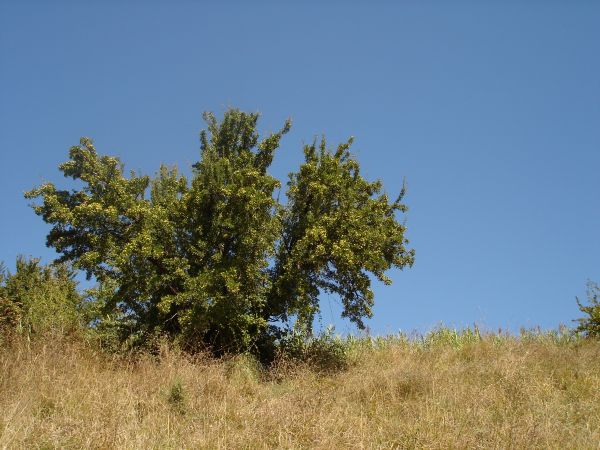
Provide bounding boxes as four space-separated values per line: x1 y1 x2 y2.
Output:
277 326 352 373
575 280 600 338
167 378 186 414
0 256 83 339
0 295 21 336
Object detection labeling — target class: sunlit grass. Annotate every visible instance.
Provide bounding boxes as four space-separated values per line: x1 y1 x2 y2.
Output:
1 328 599 449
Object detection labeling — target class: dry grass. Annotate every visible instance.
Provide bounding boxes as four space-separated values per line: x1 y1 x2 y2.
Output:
1 332 599 449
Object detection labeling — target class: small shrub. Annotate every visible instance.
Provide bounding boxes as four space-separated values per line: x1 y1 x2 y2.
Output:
278 326 351 373
37 396 57 419
0 295 21 339
167 378 186 413
0 257 83 339
225 353 262 384
575 280 600 338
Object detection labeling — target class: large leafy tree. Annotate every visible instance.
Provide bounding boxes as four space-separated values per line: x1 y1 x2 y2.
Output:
26 108 414 356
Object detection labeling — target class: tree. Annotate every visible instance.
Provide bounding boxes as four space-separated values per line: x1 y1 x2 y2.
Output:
26 108 414 357
575 280 600 338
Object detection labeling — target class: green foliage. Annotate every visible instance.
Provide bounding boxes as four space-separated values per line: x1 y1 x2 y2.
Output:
269 137 415 332
225 353 263 384
278 326 351 373
575 281 600 338
419 325 482 349
167 378 186 414
80 279 136 351
25 108 414 357
0 257 82 337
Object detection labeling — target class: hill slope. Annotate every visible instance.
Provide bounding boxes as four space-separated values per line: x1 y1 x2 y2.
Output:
1 331 599 449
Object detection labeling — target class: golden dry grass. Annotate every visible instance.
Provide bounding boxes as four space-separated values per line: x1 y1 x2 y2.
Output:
1 332 599 449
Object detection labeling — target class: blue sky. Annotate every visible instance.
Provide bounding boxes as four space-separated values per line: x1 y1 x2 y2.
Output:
1 2 599 335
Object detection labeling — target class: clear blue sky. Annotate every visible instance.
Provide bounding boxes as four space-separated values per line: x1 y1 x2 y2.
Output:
1 2 599 335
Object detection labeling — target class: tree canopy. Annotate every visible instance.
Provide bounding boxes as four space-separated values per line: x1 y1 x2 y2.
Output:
26 109 414 357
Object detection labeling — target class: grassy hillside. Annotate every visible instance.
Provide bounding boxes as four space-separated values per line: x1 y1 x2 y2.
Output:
1 330 599 449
